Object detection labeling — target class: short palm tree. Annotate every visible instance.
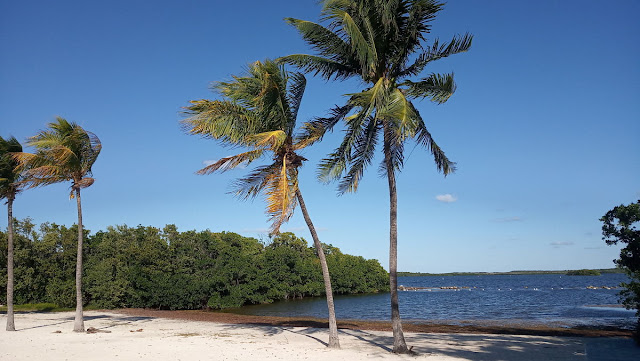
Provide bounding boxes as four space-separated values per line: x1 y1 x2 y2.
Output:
0 136 24 331
280 0 472 353
182 60 340 348
13 117 101 332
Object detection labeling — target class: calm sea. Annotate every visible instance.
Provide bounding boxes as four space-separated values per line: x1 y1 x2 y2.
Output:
231 273 637 329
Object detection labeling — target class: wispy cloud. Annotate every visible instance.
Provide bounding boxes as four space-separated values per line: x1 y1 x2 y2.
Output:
550 241 574 247
492 216 523 223
435 194 457 203
584 246 601 250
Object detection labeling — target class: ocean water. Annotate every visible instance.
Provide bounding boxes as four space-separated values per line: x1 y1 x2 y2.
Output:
232 273 637 329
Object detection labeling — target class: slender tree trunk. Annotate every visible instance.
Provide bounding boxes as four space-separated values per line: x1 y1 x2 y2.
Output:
383 126 409 354
6 196 15 331
296 189 340 349
73 188 85 332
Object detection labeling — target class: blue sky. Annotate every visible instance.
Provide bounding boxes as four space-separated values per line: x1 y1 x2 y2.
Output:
1 0 638 273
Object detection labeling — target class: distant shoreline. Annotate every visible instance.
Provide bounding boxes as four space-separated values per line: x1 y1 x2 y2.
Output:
398 268 624 277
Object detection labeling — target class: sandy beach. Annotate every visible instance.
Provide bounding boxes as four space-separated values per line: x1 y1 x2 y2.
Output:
0 311 638 361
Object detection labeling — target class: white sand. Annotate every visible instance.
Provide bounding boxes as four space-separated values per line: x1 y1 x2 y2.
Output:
0 311 636 360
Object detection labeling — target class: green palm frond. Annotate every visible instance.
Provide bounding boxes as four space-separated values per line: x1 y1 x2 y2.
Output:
14 117 101 192
295 103 354 149
278 54 358 80
411 103 456 175
287 72 307 132
378 88 418 139
322 0 378 76
196 149 265 175
318 106 370 183
0 136 24 200
402 72 456 104
231 163 280 201
283 18 354 64
182 100 260 145
399 33 472 77
184 59 315 235
338 115 379 193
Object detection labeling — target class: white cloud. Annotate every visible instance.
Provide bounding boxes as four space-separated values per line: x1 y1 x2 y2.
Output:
435 194 457 203
550 241 574 247
492 216 523 223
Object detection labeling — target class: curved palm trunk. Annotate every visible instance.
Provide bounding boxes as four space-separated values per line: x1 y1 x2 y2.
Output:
296 189 340 348
6 196 15 331
383 126 409 354
73 188 85 332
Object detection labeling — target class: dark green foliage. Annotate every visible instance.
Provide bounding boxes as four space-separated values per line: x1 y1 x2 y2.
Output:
601 200 640 336
1 220 388 310
566 269 601 276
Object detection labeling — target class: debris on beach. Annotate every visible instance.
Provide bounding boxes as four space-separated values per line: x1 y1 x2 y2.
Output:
86 327 111 334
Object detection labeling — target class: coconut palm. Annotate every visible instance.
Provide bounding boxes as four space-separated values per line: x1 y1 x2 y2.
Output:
182 60 340 348
0 136 24 331
280 0 472 353
13 117 101 332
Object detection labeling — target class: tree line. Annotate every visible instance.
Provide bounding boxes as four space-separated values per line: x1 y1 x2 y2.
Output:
2 0 473 351
0 219 388 310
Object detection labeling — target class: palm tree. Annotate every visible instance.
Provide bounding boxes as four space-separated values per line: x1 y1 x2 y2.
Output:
13 117 101 332
182 60 340 348
0 136 24 331
280 0 472 353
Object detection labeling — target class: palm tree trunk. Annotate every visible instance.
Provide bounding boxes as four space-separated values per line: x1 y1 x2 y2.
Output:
6 195 15 331
296 189 340 349
383 126 409 354
73 188 85 332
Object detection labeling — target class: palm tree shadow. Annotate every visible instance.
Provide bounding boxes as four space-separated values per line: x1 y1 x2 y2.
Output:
284 327 328 347
14 314 154 331
340 329 393 352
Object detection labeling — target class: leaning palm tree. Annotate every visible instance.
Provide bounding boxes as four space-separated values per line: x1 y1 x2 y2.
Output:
13 117 101 332
0 136 24 331
183 59 340 348
280 0 472 353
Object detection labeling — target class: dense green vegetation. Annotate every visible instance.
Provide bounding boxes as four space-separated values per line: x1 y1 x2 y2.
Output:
601 199 640 338
566 269 601 276
0 219 388 310
398 269 622 277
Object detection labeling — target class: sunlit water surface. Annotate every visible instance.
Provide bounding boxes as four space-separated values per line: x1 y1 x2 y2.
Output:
230 274 636 329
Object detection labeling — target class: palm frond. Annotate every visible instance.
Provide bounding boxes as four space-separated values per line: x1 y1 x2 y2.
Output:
0 136 24 199
295 103 354 149
265 158 298 235
283 18 354 64
318 105 369 183
277 54 358 80
322 3 377 75
411 103 456 175
379 123 405 174
378 88 418 140
231 163 280 200
338 115 379 193
246 130 288 151
398 33 472 77
181 99 260 145
196 149 265 175
402 72 456 104
287 72 307 130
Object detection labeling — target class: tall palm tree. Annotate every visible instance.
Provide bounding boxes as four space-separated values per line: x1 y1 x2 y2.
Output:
183 60 340 348
0 136 24 331
13 117 101 332
280 0 472 353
